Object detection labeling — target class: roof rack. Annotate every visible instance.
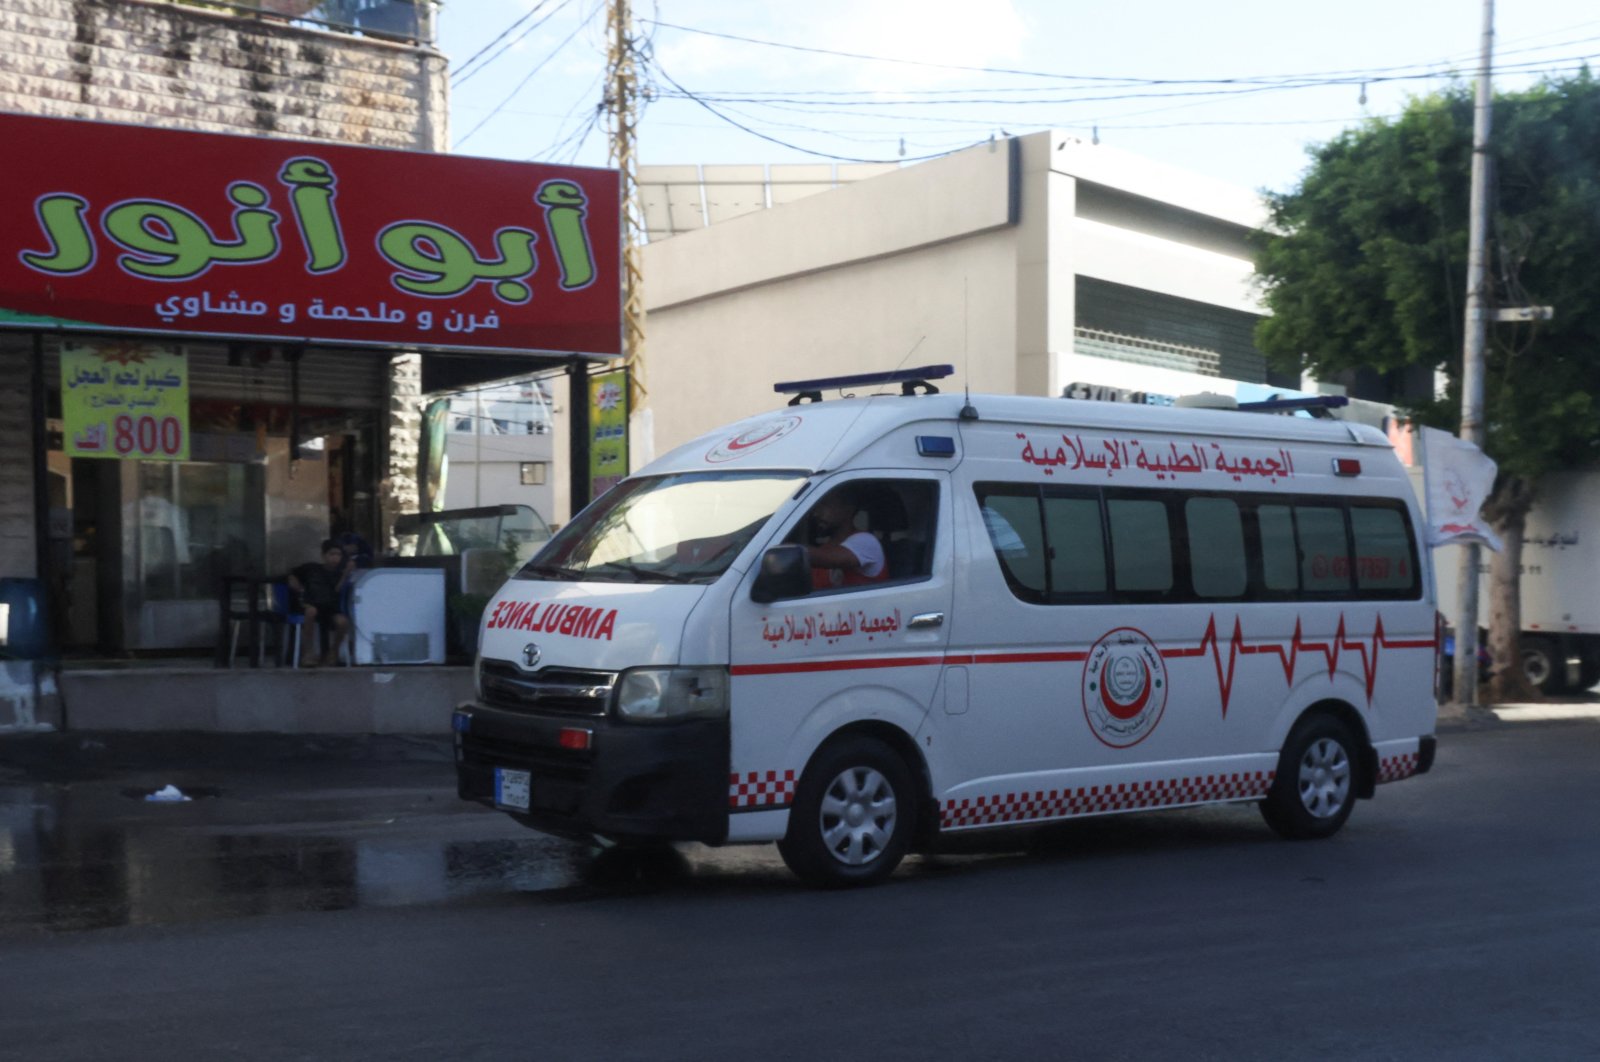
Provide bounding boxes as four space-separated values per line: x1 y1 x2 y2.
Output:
1236 394 1350 418
774 364 955 406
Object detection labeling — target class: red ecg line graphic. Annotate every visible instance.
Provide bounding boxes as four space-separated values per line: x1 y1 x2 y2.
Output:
1162 614 1437 715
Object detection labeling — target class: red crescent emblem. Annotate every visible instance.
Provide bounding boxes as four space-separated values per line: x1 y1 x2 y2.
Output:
727 427 781 451
1100 658 1152 720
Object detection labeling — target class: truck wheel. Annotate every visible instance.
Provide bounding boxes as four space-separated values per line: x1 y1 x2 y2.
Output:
1260 713 1360 840
778 736 916 888
1522 637 1566 694
1577 648 1600 692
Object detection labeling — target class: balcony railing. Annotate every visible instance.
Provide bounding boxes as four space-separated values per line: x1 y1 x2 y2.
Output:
167 0 437 45
1073 327 1222 377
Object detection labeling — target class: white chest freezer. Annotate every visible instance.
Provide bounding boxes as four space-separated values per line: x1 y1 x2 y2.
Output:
350 568 446 665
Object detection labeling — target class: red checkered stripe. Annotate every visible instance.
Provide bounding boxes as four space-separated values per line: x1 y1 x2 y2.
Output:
729 769 796 809
1376 752 1420 784
941 771 1276 829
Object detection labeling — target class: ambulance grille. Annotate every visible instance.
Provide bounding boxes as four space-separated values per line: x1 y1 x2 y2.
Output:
479 661 616 718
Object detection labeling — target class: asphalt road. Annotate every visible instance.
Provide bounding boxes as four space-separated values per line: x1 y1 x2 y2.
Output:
2 717 1598 1061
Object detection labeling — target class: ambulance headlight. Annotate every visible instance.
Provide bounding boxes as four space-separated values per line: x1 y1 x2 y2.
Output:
615 667 729 723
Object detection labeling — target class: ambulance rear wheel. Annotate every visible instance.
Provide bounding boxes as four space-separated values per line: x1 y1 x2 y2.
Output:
1261 713 1359 840
778 736 915 888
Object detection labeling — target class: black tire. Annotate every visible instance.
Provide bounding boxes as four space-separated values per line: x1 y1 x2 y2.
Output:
1579 649 1600 692
1522 637 1567 695
1260 713 1361 840
778 736 916 888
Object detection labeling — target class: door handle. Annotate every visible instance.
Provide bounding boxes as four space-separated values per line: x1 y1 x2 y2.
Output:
908 612 945 630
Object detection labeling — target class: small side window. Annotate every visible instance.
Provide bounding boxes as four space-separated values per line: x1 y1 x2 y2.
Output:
1258 504 1299 592
1351 504 1417 594
1186 496 1247 598
1296 504 1351 593
1107 496 1173 595
977 489 1047 597
1042 495 1107 594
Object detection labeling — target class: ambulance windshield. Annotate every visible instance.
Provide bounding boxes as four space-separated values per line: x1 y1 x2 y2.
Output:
518 471 806 584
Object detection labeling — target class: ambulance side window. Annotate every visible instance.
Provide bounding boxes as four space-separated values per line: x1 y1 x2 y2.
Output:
1350 503 1417 593
1106 496 1173 596
1185 496 1247 599
1257 504 1300 592
1043 494 1107 594
978 489 1047 596
1296 504 1352 593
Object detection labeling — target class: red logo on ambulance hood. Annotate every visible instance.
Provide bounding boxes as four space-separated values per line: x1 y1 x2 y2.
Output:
705 415 802 464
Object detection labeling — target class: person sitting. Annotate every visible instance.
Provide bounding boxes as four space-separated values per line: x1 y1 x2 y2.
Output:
287 539 354 667
803 484 887 590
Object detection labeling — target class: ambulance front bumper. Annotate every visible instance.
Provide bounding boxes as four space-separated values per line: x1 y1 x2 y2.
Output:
452 702 730 845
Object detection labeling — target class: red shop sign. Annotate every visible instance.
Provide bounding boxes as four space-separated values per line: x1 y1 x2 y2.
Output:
2 114 621 357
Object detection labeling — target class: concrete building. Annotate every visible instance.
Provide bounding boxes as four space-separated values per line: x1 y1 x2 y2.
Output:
626 131 1397 469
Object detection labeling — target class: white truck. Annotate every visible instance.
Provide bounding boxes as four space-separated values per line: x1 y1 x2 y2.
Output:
1432 469 1600 694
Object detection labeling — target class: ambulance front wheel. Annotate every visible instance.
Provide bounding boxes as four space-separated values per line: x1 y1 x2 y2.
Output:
1260 713 1359 840
778 736 916 888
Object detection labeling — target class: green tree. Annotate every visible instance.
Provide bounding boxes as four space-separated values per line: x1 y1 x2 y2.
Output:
1254 71 1600 701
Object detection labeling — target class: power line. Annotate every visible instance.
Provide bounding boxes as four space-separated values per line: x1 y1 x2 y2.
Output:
454 0 600 150
644 17 1598 89
453 0 578 88
653 62 983 165
450 0 554 81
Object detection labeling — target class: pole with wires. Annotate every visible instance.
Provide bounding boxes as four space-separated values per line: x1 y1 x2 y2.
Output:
1453 0 1494 708
606 0 647 415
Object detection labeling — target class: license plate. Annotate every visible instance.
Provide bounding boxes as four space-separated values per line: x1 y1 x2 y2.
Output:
494 767 531 811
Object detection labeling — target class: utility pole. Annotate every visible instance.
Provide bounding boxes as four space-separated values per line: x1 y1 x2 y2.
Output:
1454 0 1495 707
606 0 646 412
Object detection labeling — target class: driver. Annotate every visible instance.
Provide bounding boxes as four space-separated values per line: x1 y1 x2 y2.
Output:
804 484 887 590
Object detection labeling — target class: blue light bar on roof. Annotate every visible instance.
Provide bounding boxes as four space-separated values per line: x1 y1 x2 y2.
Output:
773 364 955 395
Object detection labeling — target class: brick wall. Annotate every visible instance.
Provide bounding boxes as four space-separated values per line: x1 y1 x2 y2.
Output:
0 0 447 150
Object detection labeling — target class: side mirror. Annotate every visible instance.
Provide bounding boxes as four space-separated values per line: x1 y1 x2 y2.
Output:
751 544 811 603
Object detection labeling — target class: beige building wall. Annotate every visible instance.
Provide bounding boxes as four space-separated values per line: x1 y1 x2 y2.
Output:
641 141 1025 459
631 131 1267 468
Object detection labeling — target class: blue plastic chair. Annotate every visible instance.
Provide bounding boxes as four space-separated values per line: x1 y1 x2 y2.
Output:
270 581 306 667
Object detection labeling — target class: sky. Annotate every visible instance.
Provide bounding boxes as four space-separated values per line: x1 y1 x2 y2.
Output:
440 1 1600 197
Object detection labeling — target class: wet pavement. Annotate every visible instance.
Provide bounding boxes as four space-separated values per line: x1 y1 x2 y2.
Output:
0 735 804 937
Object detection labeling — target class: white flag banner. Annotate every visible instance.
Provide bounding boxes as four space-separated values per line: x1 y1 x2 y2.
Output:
1419 426 1503 551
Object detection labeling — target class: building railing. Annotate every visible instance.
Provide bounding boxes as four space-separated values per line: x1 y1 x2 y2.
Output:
1073 327 1222 377
165 0 437 45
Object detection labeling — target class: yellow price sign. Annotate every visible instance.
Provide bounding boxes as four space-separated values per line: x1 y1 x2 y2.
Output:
60 343 190 460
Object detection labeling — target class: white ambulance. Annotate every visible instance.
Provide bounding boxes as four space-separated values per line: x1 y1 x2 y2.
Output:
453 366 1439 887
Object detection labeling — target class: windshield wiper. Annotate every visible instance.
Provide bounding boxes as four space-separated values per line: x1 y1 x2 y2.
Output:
519 563 588 580
593 560 694 584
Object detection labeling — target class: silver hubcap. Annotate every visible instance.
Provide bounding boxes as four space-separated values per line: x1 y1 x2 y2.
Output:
1297 738 1351 819
819 766 897 866
1523 648 1551 686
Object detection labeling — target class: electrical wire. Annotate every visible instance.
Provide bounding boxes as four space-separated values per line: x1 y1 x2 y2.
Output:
450 0 556 82
454 0 601 150
453 0 578 89
653 62 985 164
644 17 1600 90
